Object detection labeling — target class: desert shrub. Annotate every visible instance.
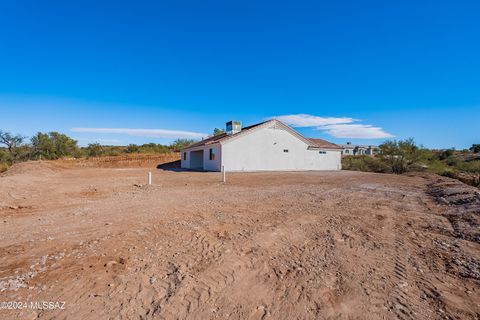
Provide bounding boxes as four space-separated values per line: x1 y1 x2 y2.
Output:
456 160 480 174
342 155 390 173
425 160 449 175
83 143 172 158
0 147 9 172
13 145 34 162
445 156 461 167
0 162 8 173
126 144 140 153
85 143 104 157
126 143 171 154
138 143 171 153
0 148 11 163
470 144 480 153
83 145 122 157
103 147 122 156
438 149 455 160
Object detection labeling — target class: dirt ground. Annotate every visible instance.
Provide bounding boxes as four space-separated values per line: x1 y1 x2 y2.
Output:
0 161 479 320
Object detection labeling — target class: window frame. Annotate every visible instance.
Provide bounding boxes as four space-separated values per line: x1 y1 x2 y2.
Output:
209 148 216 160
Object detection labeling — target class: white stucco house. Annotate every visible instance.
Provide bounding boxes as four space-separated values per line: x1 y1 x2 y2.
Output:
180 119 342 172
341 142 380 156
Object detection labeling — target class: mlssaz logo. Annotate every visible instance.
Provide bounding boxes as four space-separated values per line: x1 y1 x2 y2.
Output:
29 301 66 310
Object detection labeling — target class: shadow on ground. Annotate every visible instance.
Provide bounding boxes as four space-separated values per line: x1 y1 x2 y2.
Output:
156 160 183 171
156 160 210 172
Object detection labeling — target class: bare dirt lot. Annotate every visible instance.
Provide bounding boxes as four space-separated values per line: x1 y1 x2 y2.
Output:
0 161 479 319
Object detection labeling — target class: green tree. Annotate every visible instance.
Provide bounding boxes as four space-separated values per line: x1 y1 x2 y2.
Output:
50 132 79 157
31 132 79 160
170 139 197 151
379 138 422 174
470 144 480 153
31 133 55 159
213 128 225 136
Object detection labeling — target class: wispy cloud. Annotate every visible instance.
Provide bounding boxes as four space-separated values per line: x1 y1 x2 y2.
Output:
70 128 207 139
316 124 394 139
272 113 393 139
273 114 355 127
73 137 122 144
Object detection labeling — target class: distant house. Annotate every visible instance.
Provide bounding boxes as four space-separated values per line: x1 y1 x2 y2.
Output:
341 142 380 156
180 119 342 172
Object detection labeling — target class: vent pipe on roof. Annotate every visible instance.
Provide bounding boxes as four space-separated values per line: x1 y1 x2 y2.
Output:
226 120 242 135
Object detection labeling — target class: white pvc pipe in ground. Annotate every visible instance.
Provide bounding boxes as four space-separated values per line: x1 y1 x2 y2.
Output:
222 166 226 183
148 171 152 185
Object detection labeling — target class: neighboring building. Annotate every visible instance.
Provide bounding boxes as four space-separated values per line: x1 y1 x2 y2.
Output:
180 119 342 172
341 142 380 156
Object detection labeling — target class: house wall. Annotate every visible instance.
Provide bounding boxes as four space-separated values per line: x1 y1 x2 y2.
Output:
342 145 379 156
180 150 189 168
181 144 221 171
221 126 341 171
342 147 355 156
203 144 222 171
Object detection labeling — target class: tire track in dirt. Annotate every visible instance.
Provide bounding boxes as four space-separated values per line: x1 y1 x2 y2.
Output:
145 212 324 319
2 167 479 320
388 237 417 320
386 221 454 320
104 224 244 319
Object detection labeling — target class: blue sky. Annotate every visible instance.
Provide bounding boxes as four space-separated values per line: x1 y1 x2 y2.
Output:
0 0 478 148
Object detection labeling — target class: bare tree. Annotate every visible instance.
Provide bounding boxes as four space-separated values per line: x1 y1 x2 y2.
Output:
0 130 25 161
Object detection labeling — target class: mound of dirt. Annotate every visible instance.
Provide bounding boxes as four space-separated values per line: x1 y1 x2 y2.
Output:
1 161 67 177
442 170 480 188
428 177 480 243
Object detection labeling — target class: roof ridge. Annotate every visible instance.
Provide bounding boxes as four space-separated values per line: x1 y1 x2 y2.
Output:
181 119 340 150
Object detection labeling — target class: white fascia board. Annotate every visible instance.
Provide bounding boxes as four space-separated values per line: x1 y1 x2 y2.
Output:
220 119 315 147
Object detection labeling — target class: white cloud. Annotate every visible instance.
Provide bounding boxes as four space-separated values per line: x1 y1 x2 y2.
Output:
273 114 355 127
74 137 122 144
317 124 394 139
273 113 393 139
70 128 207 139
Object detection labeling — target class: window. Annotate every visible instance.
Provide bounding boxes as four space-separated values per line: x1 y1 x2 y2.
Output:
183 152 187 160
345 150 350 154
209 148 216 160
283 149 289 153
319 151 326 154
